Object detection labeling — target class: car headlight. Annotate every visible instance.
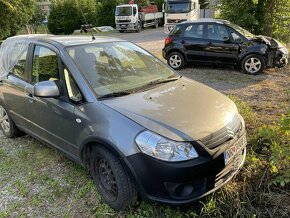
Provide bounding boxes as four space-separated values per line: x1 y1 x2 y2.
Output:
135 130 198 162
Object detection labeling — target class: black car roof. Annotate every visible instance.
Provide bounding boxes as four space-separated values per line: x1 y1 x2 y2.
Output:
181 18 230 25
6 34 125 47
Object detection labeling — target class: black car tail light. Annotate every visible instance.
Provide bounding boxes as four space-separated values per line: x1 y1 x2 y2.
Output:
165 37 172 45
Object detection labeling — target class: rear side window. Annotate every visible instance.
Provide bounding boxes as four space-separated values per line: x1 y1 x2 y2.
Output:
184 24 204 39
32 46 59 84
169 26 182 36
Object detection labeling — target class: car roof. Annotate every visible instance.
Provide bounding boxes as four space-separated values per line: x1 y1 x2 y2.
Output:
5 34 125 47
181 18 230 25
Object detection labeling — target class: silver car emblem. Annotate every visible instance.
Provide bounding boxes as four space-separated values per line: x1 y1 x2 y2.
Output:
226 127 235 139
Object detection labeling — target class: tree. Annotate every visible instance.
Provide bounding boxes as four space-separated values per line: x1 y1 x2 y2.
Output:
48 0 96 35
218 0 290 42
28 4 46 34
0 0 34 39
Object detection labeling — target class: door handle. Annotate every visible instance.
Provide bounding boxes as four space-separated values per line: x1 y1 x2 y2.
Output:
26 93 35 103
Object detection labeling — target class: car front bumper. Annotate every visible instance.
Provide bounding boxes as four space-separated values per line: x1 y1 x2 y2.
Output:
126 136 246 205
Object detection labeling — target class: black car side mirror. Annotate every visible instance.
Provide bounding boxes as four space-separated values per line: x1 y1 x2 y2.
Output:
223 36 230 43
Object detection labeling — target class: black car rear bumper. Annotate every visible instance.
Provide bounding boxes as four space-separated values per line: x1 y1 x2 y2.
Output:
126 145 246 205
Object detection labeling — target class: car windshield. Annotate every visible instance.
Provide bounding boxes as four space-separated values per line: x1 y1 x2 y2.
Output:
227 22 254 38
115 6 132 16
66 42 175 97
165 3 191 13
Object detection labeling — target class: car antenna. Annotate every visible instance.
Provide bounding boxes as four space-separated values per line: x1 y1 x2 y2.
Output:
80 8 95 41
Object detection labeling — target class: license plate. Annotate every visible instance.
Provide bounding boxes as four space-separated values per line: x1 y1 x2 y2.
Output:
224 134 247 164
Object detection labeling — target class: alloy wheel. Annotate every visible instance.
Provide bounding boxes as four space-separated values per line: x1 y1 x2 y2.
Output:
169 54 182 69
244 57 262 74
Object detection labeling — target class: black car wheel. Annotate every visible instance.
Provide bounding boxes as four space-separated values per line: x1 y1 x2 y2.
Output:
241 54 265 75
0 105 22 138
90 146 138 210
167 52 185 70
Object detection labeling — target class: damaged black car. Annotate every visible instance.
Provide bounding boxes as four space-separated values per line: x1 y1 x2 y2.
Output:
162 19 289 74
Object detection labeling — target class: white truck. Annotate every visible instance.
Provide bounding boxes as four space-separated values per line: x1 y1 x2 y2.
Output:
163 0 200 34
115 3 163 33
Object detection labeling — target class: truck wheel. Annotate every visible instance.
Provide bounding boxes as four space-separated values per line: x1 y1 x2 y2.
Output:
154 19 159 28
136 22 141 33
241 54 265 75
119 30 124 33
90 146 138 210
167 52 185 70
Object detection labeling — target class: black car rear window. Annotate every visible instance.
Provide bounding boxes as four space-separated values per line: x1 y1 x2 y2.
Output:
169 26 182 36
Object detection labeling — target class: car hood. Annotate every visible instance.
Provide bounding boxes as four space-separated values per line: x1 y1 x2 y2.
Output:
101 78 238 141
250 35 285 49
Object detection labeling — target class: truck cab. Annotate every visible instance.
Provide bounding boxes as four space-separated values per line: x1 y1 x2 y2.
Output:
115 4 140 32
164 0 200 34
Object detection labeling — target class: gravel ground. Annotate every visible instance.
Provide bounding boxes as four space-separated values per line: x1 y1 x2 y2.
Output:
0 33 289 217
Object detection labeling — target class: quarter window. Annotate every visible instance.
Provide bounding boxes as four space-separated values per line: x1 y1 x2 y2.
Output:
184 24 204 39
12 48 28 79
231 31 243 43
32 46 59 84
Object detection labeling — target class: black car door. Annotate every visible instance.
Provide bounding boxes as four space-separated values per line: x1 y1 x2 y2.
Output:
205 23 240 64
181 23 208 62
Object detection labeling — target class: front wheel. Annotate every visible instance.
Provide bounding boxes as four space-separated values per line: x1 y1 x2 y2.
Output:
90 146 138 210
136 22 141 33
241 54 265 75
167 51 186 70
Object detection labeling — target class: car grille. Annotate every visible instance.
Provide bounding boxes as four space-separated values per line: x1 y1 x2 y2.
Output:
215 147 246 187
201 114 242 149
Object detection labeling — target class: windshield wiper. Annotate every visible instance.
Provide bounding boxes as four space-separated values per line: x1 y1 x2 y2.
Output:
98 91 132 100
149 75 181 86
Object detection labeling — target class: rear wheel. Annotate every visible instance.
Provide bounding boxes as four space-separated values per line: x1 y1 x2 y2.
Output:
90 146 138 210
241 54 265 75
167 51 185 70
0 105 22 138
119 30 124 33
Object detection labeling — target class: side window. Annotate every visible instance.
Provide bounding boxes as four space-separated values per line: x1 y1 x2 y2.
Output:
133 7 137 15
184 24 204 39
32 45 59 84
12 48 28 79
63 66 82 103
231 31 243 43
208 24 230 41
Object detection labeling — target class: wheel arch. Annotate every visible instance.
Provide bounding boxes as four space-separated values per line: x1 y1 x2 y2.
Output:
238 52 267 66
166 48 187 62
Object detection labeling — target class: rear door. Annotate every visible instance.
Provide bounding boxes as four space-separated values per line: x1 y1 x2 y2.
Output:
181 23 208 62
205 23 239 64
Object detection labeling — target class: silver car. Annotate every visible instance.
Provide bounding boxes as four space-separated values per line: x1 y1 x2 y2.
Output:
0 35 247 210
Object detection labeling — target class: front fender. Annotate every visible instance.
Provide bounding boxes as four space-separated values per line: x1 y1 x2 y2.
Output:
238 42 268 63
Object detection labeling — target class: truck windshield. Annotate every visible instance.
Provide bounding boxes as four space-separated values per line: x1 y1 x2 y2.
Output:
66 42 175 97
165 3 191 13
115 7 132 16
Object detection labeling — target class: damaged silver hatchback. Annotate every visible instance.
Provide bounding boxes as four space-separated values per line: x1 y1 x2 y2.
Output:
0 35 246 210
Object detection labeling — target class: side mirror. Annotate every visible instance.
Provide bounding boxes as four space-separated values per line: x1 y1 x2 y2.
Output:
34 80 60 98
223 36 230 42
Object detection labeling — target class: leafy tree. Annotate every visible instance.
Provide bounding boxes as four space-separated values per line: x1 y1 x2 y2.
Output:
218 0 290 42
28 4 46 34
48 0 96 35
0 0 34 39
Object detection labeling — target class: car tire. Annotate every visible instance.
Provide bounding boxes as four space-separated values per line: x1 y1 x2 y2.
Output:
0 105 22 138
241 54 265 75
167 51 185 70
90 146 138 210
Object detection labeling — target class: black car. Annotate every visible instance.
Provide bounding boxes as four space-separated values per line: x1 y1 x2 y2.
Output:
162 19 289 74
